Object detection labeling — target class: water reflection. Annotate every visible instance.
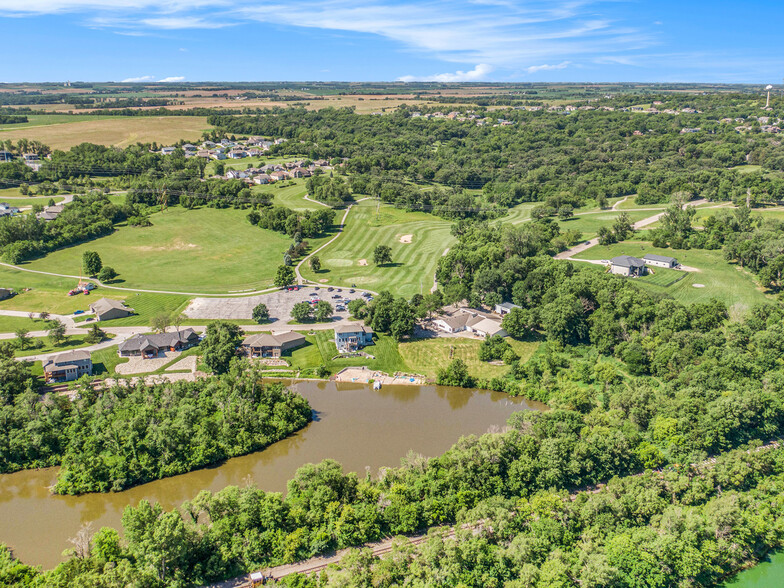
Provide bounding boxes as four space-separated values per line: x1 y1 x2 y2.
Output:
0 381 545 568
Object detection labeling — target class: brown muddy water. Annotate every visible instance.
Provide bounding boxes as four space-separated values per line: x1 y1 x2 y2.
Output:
0 380 545 569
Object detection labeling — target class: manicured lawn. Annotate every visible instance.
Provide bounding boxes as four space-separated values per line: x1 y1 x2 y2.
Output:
0 315 43 333
563 209 661 239
269 181 326 211
578 241 770 311
22 205 332 293
287 330 408 375
15 333 114 358
399 336 539 380
502 202 537 225
0 116 211 150
90 345 129 376
86 293 192 327
0 266 95 315
299 200 455 297
0 189 66 206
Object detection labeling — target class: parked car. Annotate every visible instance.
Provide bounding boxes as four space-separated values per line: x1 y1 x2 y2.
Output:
73 310 84 315
349 289 355 293
309 292 318 297
332 294 341 299
337 288 342 292
328 287 334 292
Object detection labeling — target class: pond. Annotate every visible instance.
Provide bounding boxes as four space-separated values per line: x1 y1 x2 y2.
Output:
0 380 546 568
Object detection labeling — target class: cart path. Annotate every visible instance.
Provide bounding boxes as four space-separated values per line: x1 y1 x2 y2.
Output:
556 199 709 260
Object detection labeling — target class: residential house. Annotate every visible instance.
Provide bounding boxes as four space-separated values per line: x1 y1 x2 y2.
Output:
228 150 248 159
202 141 217 149
182 144 197 152
118 328 199 358
433 313 473 333
36 204 64 222
643 254 679 269
225 170 248 180
241 331 306 358
89 297 134 321
254 174 273 185
43 350 92 383
494 302 520 316
0 151 13 162
334 324 374 352
161 146 176 155
270 171 289 181
211 152 227 160
291 167 311 178
467 317 508 338
610 255 646 277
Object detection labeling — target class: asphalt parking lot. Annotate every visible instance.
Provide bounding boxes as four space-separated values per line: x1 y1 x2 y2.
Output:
184 285 368 322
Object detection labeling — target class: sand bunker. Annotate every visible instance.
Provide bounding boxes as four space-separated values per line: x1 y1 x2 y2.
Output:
358 259 368 266
319 279 329 283
399 234 413 244
693 283 706 288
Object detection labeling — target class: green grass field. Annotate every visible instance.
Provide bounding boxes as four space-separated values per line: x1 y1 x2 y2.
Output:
579 241 770 311
0 114 115 131
264 180 326 211
0 315 43 333
21 205 331 293
562 209 660 239
14 333 115 358
399 337 539 380
299 201 455 297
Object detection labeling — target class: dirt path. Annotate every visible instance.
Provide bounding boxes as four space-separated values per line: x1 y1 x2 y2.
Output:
303 194 332 208
611 195 630 210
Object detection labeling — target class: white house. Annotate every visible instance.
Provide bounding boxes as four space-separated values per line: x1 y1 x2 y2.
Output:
466 317 507 338
610 255 646 277
643 254 679 269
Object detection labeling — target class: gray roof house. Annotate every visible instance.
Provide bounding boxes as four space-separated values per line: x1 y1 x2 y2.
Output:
118 328 199 358
43 350 92 383
610 255 646 277
89 298 134 321
495 302 521 315
242 331 306 358
334 324 374 352
643 254 679 268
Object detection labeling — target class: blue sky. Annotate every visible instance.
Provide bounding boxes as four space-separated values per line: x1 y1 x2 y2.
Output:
0 0 782 83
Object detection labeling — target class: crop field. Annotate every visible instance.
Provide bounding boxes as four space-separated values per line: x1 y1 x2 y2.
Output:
0 114 115 131
578 241 770 310
399 337 539 380
299 201 455 297
0 116 211 150
19 205 330 293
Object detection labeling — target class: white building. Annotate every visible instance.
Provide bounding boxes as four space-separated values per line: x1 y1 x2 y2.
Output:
643 254 679 269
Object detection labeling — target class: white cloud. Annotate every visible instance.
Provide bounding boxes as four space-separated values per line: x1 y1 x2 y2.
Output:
158 76 185 82
121 75 155 82
398 63 493 82
525 61 571 74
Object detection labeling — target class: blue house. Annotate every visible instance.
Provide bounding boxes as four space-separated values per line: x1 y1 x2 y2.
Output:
335 324 374 352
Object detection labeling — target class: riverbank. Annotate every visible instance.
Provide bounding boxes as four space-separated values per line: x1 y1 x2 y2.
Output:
0 380 544 568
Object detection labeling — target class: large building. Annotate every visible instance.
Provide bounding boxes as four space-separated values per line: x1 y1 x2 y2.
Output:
334 324 374 352
434 307 508 338
89 298 134 321
241 331 306 358
610 255 646 277
42 350 92 383
118 328 199 358
643 254 679 269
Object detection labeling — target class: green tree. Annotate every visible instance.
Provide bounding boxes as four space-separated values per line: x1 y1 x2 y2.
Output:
201 321 242 374
150 313 170 334
47 319 67 346
252 303 270 324
309 256 321 272
84 323 107 344
97 266 117 283
348 298 368 319
314 300 333 322
557 205 574 221
373 244 393 265
82 251 102 277
274 265 296 288
436 358 475 388
291 302 313 323
14 328 31 350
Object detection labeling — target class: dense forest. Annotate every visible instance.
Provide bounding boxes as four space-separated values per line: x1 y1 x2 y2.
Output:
0 361 312 494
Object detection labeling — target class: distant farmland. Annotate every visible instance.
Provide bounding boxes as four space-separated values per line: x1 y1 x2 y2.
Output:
0 116 211 150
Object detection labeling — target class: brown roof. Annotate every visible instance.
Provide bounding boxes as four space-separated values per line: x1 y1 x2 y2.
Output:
242 331 306 348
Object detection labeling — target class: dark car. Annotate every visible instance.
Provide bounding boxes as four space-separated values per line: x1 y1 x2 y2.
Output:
328 287 334 292
349 289 355 293
332 294 341 299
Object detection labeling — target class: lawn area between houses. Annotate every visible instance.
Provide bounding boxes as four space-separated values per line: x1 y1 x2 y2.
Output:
15 333 115 358
0 314 43 334
299 200 455 298
0 116 211 151
578 241 770 311
20 205 334 293
399 337 539 380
